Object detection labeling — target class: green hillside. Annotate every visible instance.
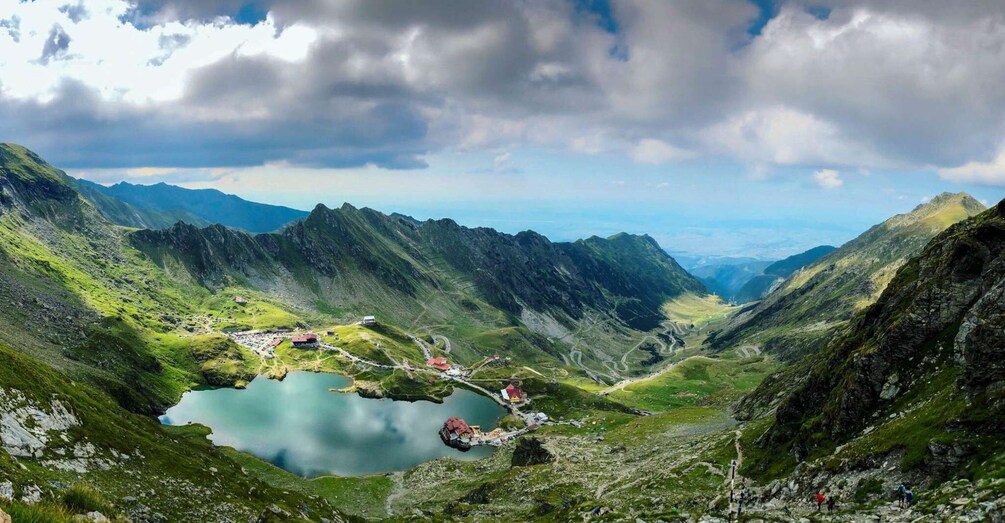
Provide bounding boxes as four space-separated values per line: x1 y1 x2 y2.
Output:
0 343 355 522
733 199 1005 515
128 202 706 380
709 193 985 359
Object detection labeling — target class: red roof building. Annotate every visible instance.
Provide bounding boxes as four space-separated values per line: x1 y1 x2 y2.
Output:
426 356 450 371
291 333 319 347
441 416 473 440
502 384 524 403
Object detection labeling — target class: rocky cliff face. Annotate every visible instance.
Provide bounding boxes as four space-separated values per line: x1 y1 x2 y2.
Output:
130 222 278 288
751 199 1005 480
0 143 83 221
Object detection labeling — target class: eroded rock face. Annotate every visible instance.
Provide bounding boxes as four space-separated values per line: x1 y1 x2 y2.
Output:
0 389 79 458
956 279 1005 403
511 437 554 467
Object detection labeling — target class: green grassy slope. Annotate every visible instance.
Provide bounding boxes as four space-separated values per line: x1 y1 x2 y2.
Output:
0 343 356 522
127 200 707 380
741 199 1005 491
709 192 985 360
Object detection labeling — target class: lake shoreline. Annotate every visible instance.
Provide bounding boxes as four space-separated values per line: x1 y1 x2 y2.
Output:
160 371 506 477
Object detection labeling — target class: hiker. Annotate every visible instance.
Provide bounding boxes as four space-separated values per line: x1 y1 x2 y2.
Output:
816 491 825 511
904 486 914 508
897 482 906 508
827 496 836 512
729 489 734 503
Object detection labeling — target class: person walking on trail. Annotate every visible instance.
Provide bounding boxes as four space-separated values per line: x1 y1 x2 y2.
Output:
897 482 907 508
904 487 914 508
827 496 836 512
816 491 825 511
731 459 737 479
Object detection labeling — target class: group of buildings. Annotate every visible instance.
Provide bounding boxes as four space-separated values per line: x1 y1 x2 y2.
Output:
425 356 470 378
284 315 375 349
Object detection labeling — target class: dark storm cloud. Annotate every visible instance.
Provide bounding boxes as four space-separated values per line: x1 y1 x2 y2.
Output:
7 0 1005 176
39 24 71 64
0 80 429 169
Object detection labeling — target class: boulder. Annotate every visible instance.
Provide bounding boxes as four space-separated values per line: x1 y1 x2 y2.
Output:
511 437 554 467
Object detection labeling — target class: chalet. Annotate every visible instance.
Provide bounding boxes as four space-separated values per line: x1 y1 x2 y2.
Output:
439 416 475 450
501 384 524 404
362 315 376 326
291 333 319 348
233 296 247 304
426 356 450 371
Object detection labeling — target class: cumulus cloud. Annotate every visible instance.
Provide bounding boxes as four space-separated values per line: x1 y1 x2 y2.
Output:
813 169 843 189
938 147 1005 186
1 0 1005 181
741 2 1005 168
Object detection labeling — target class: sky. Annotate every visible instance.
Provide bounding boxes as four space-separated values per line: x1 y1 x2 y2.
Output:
2 0 1005 258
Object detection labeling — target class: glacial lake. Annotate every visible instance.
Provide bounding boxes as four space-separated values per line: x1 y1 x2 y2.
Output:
160 372 506 477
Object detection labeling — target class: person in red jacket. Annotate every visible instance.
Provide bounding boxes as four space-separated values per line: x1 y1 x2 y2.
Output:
816 491 825 511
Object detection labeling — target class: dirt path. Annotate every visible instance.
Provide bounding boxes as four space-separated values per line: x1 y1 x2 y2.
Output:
736 344 762 359
727 429 745 519
432 334 451 354
384 473 404 516
409 335 433 360
560 316 619 384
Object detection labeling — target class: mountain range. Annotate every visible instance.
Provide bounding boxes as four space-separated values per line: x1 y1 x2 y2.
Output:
74 178 309 233
2 143 1004 522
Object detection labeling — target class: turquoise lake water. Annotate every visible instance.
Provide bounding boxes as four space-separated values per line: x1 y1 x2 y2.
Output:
160 372 505 477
